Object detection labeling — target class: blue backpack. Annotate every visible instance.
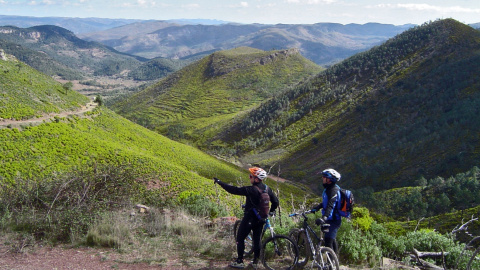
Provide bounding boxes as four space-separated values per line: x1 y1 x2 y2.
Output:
337 185 354 218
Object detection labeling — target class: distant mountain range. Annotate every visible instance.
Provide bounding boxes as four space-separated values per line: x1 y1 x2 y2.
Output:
0 15 229 34
0 15 415 66
79 21 415 66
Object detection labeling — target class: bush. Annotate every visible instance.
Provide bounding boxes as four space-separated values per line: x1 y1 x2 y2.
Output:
337 221 382 267
177 192 228 219
0 163 144 243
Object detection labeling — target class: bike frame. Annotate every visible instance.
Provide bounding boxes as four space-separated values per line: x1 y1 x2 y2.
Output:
264 218 276 238
290 210 333 267
299 211 323 258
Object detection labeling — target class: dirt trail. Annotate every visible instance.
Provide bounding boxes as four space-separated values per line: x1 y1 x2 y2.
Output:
0 101 98 129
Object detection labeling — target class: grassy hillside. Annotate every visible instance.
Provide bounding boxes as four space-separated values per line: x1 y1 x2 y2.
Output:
113 47 322 149
0 106 315 209
0 54 89 120
0 53 318 248
0 50 314 206
213 19 480 193
0 39 82 80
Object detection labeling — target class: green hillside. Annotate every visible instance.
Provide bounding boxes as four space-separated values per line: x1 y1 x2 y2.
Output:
0 54 89 120
0 107 311 201
0 52 315 210
113 47 322 148
212 19 480 193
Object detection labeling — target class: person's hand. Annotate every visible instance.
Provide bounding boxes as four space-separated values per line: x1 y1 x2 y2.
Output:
315 218 325 226
213 177 220 184
315 216 327 225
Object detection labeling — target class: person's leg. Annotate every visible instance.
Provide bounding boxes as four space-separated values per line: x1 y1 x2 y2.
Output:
324 219 341 255
234 218 252 265
251 219 264 263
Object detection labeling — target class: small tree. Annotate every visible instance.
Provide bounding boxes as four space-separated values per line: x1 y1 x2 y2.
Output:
94 95 104 106
63 82 73 94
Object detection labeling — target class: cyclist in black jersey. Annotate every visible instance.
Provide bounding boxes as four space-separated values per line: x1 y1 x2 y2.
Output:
214 167 279 269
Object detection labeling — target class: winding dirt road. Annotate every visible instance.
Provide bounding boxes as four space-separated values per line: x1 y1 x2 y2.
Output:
0 101 98 129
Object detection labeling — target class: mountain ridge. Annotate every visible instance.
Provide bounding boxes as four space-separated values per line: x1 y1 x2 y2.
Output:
204 19 480 193
79 21 413 66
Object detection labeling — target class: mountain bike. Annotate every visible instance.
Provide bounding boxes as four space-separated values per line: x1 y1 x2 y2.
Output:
289 210 340 269
233 212 299 269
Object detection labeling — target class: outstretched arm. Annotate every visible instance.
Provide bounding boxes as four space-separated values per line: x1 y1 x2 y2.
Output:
214 178 248 196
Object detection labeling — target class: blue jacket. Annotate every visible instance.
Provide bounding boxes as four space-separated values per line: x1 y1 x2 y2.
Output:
321 183 341 221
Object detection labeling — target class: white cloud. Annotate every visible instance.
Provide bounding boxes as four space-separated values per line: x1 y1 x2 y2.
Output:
285 0 336 4
240 2 249 8
181 3 200 9
374 3 480 14
120 0 157 8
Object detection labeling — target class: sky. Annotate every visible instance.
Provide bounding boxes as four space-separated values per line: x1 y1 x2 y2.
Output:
0 0 479 26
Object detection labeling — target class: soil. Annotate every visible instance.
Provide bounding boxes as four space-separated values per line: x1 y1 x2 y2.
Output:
0 244 231 270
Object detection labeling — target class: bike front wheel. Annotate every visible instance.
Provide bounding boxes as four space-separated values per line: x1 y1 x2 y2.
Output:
314 246 340 270
288 228 310 267
261 235 299 270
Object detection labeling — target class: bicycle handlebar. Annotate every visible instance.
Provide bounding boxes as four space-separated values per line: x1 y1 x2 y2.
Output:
288 209 313 217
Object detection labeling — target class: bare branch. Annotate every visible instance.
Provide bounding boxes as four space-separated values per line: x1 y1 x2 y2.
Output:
415 217 425 232
451 215 478 235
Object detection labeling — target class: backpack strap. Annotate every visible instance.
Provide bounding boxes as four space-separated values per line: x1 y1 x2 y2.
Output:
254 184 268 193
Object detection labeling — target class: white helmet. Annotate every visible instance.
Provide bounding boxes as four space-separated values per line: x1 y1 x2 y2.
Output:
249 167 268 181
321 168 341 182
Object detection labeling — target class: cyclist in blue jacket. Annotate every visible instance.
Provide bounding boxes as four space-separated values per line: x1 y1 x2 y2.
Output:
311 168 342 255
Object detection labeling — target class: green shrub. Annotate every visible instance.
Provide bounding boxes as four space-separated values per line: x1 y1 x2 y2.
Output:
337 221 382 267
0 163 144 243
351 207 374 231
177 191 228 219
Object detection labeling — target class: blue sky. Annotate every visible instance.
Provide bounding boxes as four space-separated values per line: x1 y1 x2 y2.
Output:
0 0 479 25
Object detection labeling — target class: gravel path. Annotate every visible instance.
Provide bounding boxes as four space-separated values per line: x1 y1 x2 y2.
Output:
0 101 98 129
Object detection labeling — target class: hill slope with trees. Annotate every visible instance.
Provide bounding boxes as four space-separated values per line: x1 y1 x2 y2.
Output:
211 19 480 193
0 25 144 78
112 47 322 149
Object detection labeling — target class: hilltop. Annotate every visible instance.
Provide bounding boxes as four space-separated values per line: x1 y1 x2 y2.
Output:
208 19 480 193
112 47 322 149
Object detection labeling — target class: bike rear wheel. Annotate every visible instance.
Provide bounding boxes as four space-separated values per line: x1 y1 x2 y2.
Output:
233 220 254 256
288 228 310 267
314 246 340 270
261 235 298 270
